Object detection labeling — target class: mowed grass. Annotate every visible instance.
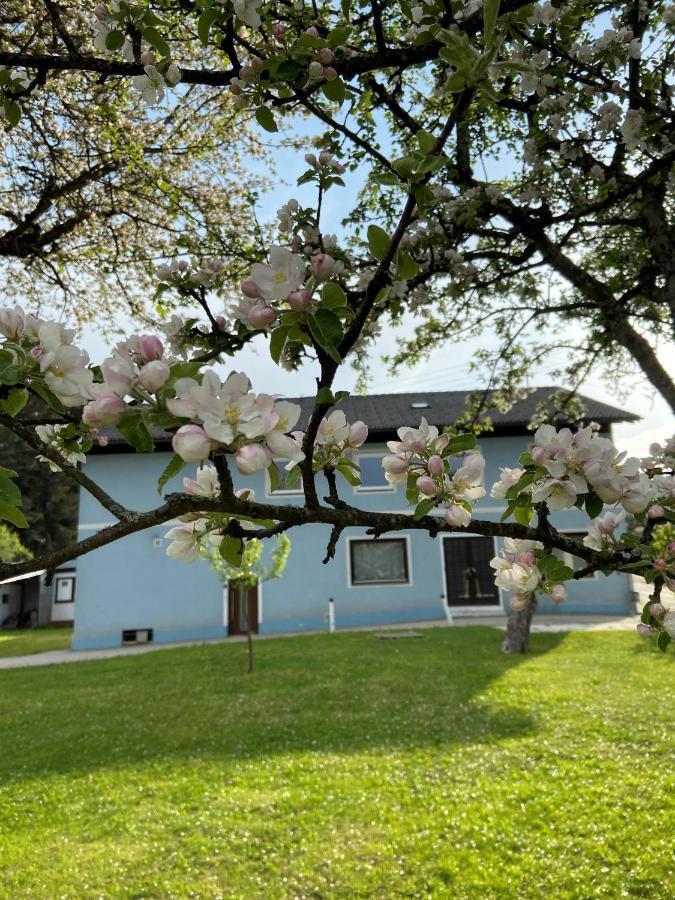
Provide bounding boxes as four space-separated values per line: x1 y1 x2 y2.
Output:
0 629 672 899
0 626 72 658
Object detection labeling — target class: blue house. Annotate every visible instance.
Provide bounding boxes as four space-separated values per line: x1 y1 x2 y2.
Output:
72 388 638 650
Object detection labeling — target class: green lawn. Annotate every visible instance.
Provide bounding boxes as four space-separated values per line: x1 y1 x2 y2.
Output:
0 626 72 658
0 628 672 898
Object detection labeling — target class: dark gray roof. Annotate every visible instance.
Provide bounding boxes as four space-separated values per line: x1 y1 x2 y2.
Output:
97 386 638 449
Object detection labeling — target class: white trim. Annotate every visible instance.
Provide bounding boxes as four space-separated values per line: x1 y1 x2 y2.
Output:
264 459 304 498
345 534 412 588
438 533 504 613
353 452 395 494
258 580 264 624
0 569 46 585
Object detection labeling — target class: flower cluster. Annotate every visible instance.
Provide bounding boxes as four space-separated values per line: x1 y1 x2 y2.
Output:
168 370 304 474
636 539 675 647
490 538 568 612
382 418 484 527
308 410 368 470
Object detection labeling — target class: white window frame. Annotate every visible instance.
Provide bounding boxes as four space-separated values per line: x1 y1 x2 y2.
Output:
555 529 599 581
354 452 395 494
346 534 412 588
265 459 304 498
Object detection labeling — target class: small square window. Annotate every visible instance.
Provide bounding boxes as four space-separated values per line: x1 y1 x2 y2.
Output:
356 455 393 492
54 577 75 603
349 539 410 586
553 533 595 579
267 460 303 495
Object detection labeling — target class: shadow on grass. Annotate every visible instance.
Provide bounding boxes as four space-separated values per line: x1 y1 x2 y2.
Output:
0 626 565 782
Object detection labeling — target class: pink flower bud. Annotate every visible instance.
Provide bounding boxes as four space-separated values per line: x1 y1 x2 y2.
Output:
101 356 135 397
649 602 665 619
382 454 408 475
30 346 43 359
332 160 345 173
318 151 333 166
235 443 272 475
93 3 108 20
647 504 665 518
311 253 335 280
138 360 170 393
348 421 368 448
519 552 536 567
140 50 156 66
532 446 547 465
636 623 653 637
251 56 263 69
97 435 109 447
287 290 312 312
318 47 334 64
416 476 436 496
428 455 444 476
178 260 188 271
273 23 284 40
0 307 25 338
172 425 210 463
308 61 324 79
445 504 471 527
550 584 566 604
323 67 338 82
229 83 243 96
82 394 127 427
239 65 255 82
667 542 675 554
138 334 164 362
248 304 277 329
241 277 262 299
305 26 319 37
654 557 668 570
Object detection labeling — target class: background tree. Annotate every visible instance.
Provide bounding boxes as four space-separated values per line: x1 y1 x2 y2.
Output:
0 521 32 563
203 534 291 673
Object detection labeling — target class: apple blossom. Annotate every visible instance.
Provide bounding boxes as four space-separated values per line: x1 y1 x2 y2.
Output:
636 623 653 637
445 504 471 527
183 465 220 499
247 246 306 301
311 253 335 280
236 443 272 475
0 307 25 338
490 467 525 499
138 360 171 393
101 356 137 398
82 394 127 427
165 522 204 563
138 335 164 362
132 66 166 106
172 425 211 463
417 476 437 496
287 290 312 312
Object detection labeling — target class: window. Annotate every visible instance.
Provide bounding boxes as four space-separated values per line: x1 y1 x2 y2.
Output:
349 538 410 586
553 533 596 580
355 454 393 492
266 460 303 496
54 576 75 603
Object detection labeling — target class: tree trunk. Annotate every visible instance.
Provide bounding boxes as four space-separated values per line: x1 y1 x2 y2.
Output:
241 585 254 674
502 598 537 654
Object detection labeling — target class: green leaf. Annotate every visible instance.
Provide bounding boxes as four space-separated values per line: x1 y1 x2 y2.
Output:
157 454 186 495
0 472 22 507
414 498 435 519
255 106 278 133
0 499 28 529
267 462 280 494
117 413 155 453
1 387 28 417
657 630 671 652
395 250 420 280
367 224 390 261
336 460 361 486
483 0 500 42
537 554 559 575
220 535 244 567
306 312 341 363
518 452 534 466
168 361 204 381
285 464 302 489
142 26 170 58
406 472 419 507
0 465 17 478
321 282 347 308
584 491 603 519
3 100 21 127
197 7 221 46
334 390 350 403
416 130 437 154
322 78 346 105
328 26 352 48
0 350 21 386
316 387 334 405
514 504 534 526
501 502 516 522
105 29 125 51
269 325 290 364
447 433 478 454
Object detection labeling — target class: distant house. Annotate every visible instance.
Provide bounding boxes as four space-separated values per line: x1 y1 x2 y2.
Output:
72 388 638 650
0 567 75 628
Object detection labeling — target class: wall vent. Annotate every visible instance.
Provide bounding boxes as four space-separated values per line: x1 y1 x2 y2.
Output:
122 628 154 645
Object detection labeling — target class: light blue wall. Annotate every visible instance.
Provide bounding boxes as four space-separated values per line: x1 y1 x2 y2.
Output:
73 434 634 649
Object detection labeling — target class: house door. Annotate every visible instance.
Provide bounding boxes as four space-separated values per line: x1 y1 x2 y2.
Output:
443 537 500 606
227 583 259 635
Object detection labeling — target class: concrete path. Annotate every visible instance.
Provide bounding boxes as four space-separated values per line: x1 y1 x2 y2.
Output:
0 614 642 671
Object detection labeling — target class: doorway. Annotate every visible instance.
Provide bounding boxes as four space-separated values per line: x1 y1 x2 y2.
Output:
442 537 500 607
227 583 259 635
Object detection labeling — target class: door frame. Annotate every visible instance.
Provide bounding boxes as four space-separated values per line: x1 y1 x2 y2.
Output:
439 534 503 616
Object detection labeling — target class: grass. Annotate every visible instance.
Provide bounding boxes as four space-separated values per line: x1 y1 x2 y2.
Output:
0 628 672 899
0 626 72 658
